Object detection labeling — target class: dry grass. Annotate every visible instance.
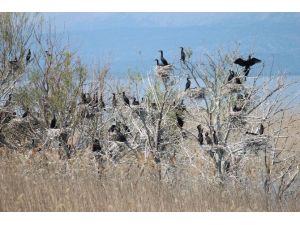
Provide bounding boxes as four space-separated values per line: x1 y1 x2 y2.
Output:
0 123 299 212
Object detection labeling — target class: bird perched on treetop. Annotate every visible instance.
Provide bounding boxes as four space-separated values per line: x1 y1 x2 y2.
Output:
234 55 261 77
180 47 186 63
213 130 218 145
154 59 163 66
50 114 56 129
185 77 191 91
176 113 184 129
26 49 31 64
197 125 204 145
205 132 213 145
158 50 169 66
112 93 117 108
258 123 264 135
122 92 130 106
132 97 140 106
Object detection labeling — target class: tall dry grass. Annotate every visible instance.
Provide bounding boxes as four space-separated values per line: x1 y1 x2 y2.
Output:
0 126 299 212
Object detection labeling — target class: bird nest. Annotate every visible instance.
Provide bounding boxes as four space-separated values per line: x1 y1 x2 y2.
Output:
2 118 43 147
186 87 206 99
222 83 245 95
241 135 271 154
228 112 247 128
155 65 172 79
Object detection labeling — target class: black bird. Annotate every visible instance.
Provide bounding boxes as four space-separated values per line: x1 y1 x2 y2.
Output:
132 97 140 106
100 94 105 109
26 49 31 64
232 105 243 112
122 92 130 106
185 78 191 91
158 50 169 66
9 57 18 65
82 93 92 104
180 47 186 63
50 114 56 129
213 130 219 145
234 76 242 84
151 102 157 110
4 94 12 107
258 123 264 135
245 131 258 136
176 113 184 129
112 93 117 108
154 59 163 66
92 139 102 153
205 132 213 145
22 108 29 118
234 55 261 77
116 131 127 143
197 125 204 145
227 70 235 82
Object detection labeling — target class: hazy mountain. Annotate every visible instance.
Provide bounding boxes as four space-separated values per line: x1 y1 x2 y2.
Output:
46 13 300 76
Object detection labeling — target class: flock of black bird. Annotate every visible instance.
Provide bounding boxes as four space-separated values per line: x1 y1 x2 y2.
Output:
2 47 265 150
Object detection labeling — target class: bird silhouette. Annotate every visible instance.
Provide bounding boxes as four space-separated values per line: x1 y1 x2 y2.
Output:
26 49 31 64
176 113 184 129
100 94 105 109
112 93 117 108
154 59 163 66
213 130 218 145
50 114 56 129
227 70 235 82
122 92 130 106
233 105 243 112
180 47 186 63
92 139 102 153
158 50 169 66
185 78 191 91
205 132 213 145
197 125 204 145
258 123 264 135
132 97 140 106
224 160 230 173
22 108 29 118
234 55 261 77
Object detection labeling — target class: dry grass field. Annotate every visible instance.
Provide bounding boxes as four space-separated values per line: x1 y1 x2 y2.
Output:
0 115 299 212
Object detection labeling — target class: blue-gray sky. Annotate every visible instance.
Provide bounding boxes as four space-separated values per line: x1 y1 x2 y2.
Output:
45 13 300 76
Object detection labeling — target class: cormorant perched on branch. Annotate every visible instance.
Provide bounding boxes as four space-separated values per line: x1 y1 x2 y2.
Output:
258 123 264 135
50 114 56 129
227 70 242 84
112 93 117 108
176 113 184 129
185 78 191 91
213 130 218 145
132 97 140 106
205 132 213 145
234 55 261 77
22 108 29 118
180 47 186 63
100 94 105 109
9 57 18 65
227 70 235 82
154 59 163 66
92 139 102 153
197 125 204 145
158 50 169 66
26 49 31 64
122 92 130 106
81 93 91 104
233 105 243 112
